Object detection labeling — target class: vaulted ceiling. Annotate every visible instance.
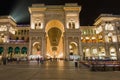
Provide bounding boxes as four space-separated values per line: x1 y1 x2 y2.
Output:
48 27 62 46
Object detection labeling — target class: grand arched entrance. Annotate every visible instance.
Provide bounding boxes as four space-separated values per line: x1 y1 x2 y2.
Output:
69 42 80 60
45 20 64 59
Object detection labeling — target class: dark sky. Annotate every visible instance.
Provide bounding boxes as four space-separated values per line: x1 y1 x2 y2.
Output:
0 0 120 26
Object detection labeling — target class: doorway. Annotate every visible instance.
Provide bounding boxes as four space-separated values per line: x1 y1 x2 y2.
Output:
45 20 64 59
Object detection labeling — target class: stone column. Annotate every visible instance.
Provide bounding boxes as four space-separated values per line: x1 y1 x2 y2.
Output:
2 43 7 65
42 36 46 58
41 37 44 57
118 48 120 60
28 37 32 56
105 44 110 58
63 36 66 59
3 43 7 57
64 36 69 60
116 44 120 60
79 37 83 61
41 33 46 58
62 37 65 59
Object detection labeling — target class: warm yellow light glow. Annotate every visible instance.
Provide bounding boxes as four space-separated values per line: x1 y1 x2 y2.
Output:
0 37 3 43
69 45 72 49
93 48 97 54
9 27 15 34
0 25 7 31
66 13 79 29
111 48 115 52
110 53 116 56
92 37 96 39
108 32 113 36
81 37 83 39
31 23 35 29
57 53 63 58
99 53 105 56
85 37 89 39
86 48 89 52
28 54 42 59
45 20 64 58
105 23 114 30
33 42 40 46
46 53 53 58
96 26 103 34
112 36 117 42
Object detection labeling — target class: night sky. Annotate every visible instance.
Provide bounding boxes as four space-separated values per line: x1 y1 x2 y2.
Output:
0 0 120 26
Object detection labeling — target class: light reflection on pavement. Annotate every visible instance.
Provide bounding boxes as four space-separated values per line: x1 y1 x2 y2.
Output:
0 60 120 80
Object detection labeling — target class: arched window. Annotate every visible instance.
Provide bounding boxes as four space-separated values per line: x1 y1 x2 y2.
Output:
39 22 41 27
69 22 72 29
98 47 106 59
21 47 27 54
105 22 114 30
14 47 20 54
0 25 7 31
21 30 23 35
98 34 103 42
32 42 41 55
84 48 91 60
0 47 4 54
106 33 117 42
27 30 29 34
68 21 75 29
8 47 13 54
110 47 117 60
69 42 78 54
96 26 103 34
92 48 97 55
24 30 26 35
34 22 42 29
35 23 37 29
72 22 75 29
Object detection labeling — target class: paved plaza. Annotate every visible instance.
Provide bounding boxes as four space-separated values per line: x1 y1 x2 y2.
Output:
0 61 120 80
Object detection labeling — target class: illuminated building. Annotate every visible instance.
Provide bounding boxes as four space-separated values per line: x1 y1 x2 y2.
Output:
0 3 120 60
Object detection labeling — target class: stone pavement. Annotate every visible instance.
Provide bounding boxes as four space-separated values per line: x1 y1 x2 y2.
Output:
0 61 120 80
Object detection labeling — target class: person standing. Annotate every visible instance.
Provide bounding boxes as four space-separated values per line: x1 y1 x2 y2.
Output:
40 57 44 64
2 56 7 65
37 57 40 64
74 59 78 68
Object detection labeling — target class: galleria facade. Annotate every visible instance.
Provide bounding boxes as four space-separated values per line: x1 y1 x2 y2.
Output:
0 3 120 60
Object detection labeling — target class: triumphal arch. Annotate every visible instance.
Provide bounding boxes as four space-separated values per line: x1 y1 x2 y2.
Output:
28 3 82 59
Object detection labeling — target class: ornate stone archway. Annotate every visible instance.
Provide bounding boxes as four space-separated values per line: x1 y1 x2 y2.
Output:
45 20 64 59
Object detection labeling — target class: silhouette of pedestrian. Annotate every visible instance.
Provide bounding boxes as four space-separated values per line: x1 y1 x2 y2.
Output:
2 57 7 65
74 59 78 68
37 57 40 64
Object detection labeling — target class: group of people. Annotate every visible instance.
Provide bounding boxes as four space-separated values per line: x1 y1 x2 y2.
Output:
36 57 44 64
